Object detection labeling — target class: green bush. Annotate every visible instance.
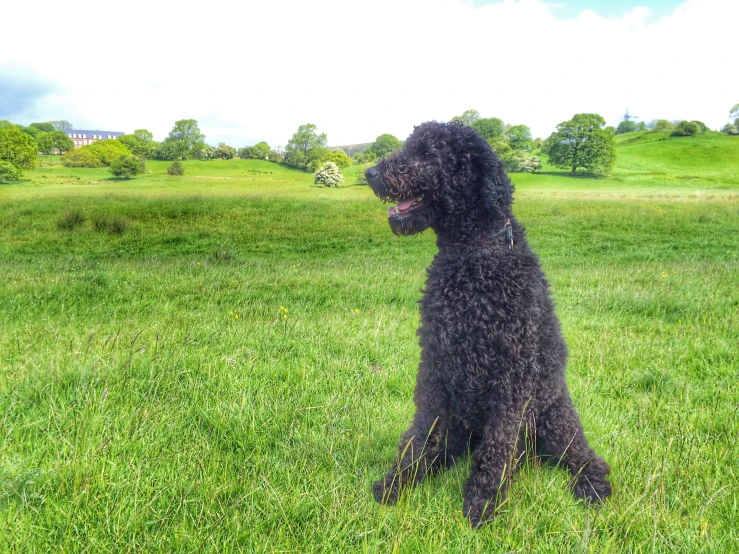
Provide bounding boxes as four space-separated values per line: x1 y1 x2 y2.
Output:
0 161 22 183
56 207 87 230
62 148 104 168
109 154 142 179
167 161 184 175
671 121 701 137
93 215 129 235
88 140 131 165
722 123 739 136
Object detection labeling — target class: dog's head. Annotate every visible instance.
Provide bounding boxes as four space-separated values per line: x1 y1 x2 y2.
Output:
365 121 513 237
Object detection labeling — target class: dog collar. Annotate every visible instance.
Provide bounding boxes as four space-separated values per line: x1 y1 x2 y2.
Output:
438 219 513 250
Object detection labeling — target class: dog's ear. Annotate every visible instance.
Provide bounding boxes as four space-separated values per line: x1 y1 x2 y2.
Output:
478 145 513 217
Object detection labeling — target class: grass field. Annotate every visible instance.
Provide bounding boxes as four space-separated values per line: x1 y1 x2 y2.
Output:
1 132 738 552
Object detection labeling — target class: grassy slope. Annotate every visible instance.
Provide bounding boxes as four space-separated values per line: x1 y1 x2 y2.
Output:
0 138 738 552
513 130 739 194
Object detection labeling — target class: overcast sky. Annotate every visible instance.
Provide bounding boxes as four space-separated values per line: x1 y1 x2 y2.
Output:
1 0 736 147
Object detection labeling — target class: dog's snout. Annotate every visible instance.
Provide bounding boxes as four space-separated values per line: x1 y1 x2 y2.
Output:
365 165 387 197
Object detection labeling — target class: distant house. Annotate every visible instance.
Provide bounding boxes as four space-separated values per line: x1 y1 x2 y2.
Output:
67 129 124 149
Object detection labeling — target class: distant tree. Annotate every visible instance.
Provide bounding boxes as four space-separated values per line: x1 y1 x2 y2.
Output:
254 141 270 158
167 161 185 175
284 123 328 170
30 122 55 133
322 150 352 169
671 121 700 137
605 126 616 134
0 120 16 129
214 143 237 160
452 109 480 127
616 120 638 134
21 126 44 139
267 149 283 163
161 119 205 160
507 125 534 151
238 146 260 159
545 113 616 175
132 129 155 155
652 119 674 131
313 161 343 187
367 134 401 159
690 120 708 132
117 134 146 156
198 145 216 160
118 130 155 157
471 117 504 139
353 151 377 164
637 121 647 131
36 133 54 154
0 126 38 171
49 120 73 132
43 130 74 154
722 123 739 136
109 154 142 179
730 103 739 121
487 137 512 157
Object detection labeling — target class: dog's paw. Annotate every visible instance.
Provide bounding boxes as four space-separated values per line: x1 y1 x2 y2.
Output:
373 479 400 505
573 473 612 504
463 494 497 528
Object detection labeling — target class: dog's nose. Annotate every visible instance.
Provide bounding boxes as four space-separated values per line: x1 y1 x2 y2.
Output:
365 166 378 180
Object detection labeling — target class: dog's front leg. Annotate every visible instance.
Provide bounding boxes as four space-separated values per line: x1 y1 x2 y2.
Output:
463 401 527 527
373 366 450 505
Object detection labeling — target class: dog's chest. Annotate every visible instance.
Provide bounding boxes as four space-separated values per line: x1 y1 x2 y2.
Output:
418 255 540 418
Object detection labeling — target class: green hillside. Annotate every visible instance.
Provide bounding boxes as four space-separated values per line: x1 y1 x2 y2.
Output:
514 130 739 194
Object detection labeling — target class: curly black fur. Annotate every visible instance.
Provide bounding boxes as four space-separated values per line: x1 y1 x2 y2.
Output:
366 121 612 527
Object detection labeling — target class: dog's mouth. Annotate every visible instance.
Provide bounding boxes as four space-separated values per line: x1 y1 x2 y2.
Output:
388 195 426 217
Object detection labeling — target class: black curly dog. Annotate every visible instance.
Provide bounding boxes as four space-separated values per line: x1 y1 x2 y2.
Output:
365 121 612 527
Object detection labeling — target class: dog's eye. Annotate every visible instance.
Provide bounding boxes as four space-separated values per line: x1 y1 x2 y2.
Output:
423 151 431 157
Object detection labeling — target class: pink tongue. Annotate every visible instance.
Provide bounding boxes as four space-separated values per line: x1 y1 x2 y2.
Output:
396 197 418 211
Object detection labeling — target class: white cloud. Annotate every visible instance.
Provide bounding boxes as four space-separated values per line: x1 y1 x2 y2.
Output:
1 0 736 146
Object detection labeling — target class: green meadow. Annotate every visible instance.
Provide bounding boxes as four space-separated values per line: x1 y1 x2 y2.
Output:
1 131 738 552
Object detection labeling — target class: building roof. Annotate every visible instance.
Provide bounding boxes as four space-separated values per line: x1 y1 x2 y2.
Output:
67 129 125 138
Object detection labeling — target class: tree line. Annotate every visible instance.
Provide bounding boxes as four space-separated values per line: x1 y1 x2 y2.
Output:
2 103 737 183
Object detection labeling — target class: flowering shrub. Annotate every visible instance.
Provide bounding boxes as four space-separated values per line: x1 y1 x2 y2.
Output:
313 161 343 187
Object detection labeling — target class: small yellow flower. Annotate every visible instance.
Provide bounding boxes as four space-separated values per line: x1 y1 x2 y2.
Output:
661 272 668 278
354 308 360 313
